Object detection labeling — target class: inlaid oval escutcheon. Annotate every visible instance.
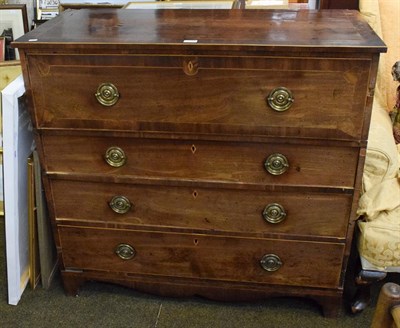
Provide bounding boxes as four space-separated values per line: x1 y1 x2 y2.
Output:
109 195 133 214
262 203 287 224
264 153 289 175
115 244 136 260
104 146 126 167
260 254 282 272
95 82 120 106
267 87 294 112
183 57 199 76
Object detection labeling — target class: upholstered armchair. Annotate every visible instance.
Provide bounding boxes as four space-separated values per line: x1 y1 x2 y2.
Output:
351 0 400 313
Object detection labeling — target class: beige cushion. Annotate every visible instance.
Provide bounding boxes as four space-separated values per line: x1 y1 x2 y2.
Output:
358 120 400 269
357 207 400 270
361 104 400 192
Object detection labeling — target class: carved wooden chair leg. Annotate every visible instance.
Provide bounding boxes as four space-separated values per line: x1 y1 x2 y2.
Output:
371 282 400 328
351 269 387 314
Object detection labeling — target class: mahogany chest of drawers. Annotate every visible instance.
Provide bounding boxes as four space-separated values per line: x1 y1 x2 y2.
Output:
14 9 386 316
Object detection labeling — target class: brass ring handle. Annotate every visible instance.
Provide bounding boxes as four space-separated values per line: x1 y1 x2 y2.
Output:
115 244 136 260
260 254 282 272
262 203 287 224
264 153 289 175
95 83 120 107
109 196 132 214
267 87 294 112
104 146 126 167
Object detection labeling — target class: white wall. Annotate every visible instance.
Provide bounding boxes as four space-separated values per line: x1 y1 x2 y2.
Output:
6 0 35 29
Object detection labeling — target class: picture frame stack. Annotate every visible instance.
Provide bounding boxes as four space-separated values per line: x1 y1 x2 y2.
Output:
0 4 29 60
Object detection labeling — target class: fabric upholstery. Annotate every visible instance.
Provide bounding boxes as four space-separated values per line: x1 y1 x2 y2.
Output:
356 0 400 271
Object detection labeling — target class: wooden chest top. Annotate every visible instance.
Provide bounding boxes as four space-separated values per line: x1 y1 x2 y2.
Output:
14 9 385 53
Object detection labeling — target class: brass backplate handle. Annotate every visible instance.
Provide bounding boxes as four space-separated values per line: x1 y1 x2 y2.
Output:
264 153 289 175
115 244 136 260
263 203 287 224
260 254 282 272
104 146 126 167
109 195 132 214
267 87 294 112
95 82 120 106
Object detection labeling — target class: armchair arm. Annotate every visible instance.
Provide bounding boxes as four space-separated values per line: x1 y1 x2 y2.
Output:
372 282 400 328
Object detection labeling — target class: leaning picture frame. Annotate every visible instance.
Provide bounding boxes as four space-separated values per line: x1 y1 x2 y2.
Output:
0 5 29 60
0 36 5 62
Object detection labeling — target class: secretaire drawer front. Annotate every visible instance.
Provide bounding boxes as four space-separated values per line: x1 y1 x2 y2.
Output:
59 226 344 288
42 135 359 188
29 55 370 140
51 179 352 238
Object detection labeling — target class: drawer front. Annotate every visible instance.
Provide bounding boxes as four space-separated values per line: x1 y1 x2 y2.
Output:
52 179 351 238
42 135 359 188
59 226 344 288
29 55 370 140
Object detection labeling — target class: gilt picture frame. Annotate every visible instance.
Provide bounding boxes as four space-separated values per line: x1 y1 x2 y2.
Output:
0 36 5 62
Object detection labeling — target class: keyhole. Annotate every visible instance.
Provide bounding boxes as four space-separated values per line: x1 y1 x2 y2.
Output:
193 238 199 245
191 144 197 154
183 57 199 76
192 190 198 199
188 61 194 72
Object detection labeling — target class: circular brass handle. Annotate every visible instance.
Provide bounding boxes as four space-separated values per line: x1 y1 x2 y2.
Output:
263 203 287 224
104 146 126 167
115 244 136 260
260 254 282 272
95 83 120 107
264 153 289 175
267 87 294 112
109 196 132 214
